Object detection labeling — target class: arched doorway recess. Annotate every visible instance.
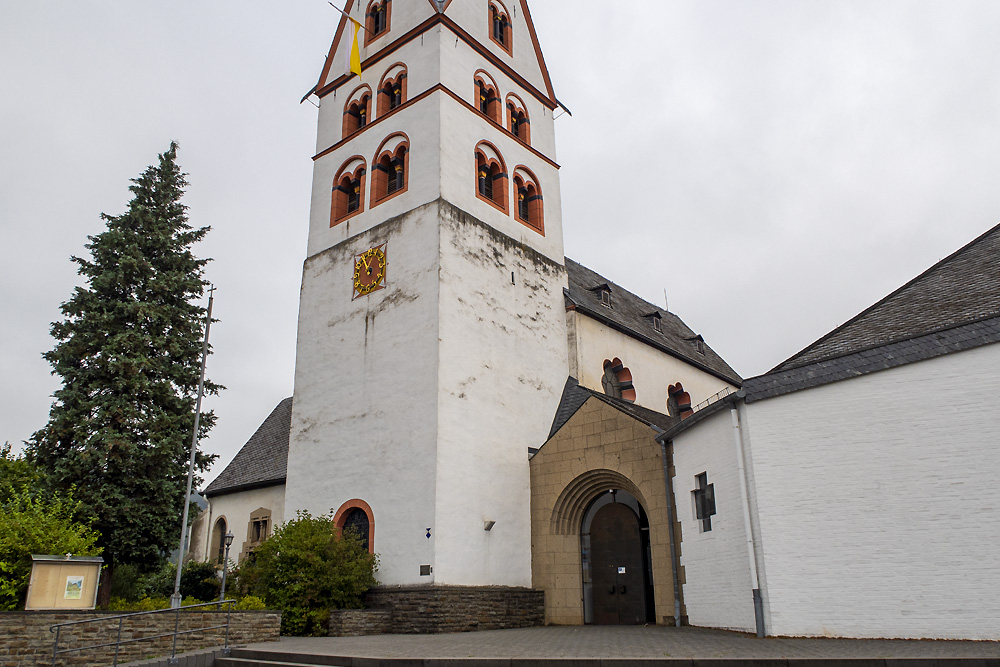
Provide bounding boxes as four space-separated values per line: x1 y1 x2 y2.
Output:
581 489 655 625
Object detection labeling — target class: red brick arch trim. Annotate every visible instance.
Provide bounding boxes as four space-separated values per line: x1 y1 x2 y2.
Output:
505 93 530 145
667 383 693 419
371 131 410 208
473 70 503 125
375 62 408 118
333 498 375 554
343 84 373 138
475 140 509 215
364 0 391 47
603 357 636 403
332 155 368 226
488 0 513 56
513 165 543 235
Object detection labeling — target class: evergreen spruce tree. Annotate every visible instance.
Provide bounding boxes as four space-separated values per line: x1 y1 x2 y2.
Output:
28 143 219 600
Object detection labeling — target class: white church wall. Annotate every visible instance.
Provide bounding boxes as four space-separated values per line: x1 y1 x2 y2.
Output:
432 197 569 587
316 21 443 154
571 313 736 414
745 342 1000 640
308 99 443 259
671 407 759 632
285 203 443 586
202 485 286 565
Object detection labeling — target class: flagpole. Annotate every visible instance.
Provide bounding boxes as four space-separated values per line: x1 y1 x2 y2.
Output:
328 1 375 35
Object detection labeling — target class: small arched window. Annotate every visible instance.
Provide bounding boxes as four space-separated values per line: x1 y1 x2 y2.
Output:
343 87 372 138
506 95 531 145
331 157 367 225
371 134 409 206
602 358 636 403
212 517 227 565
489 1 512 55
667 383 693 419
366 0 391 44
474 73 502 125
376 64 407 118
513 167 544 234
334 499 375 554
475 143 508 214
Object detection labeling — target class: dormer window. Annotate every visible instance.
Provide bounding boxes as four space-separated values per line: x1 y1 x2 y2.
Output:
653 315 662 333
600 289 612 308
688 335 706 355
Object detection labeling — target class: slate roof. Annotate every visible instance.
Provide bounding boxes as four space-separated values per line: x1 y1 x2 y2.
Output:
565 259 742 386
773 222 1000 372
545 376 678 443
204 397 292 497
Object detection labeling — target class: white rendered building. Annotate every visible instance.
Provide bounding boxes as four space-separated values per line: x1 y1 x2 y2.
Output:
197 0 1000 639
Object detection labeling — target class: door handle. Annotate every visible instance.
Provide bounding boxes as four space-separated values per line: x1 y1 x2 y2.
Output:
620 585 627 595
608 585 616 594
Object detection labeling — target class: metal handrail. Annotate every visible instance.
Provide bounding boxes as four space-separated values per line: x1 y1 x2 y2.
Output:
49 599 235 667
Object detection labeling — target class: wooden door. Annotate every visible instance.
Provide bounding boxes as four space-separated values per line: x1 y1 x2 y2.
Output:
589 502 646 625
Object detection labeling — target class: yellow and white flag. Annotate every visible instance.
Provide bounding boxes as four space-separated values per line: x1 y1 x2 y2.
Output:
346 18 363 80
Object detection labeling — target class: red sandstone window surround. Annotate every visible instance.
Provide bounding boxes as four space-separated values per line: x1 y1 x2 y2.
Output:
365 0 391 46
331 157 368 225
489 0 513 56
474 72 503 125
376 64 407 118
371 133 410 207
506 94 531 146
475 141 509 215
334 499 376 554
343 86 373 138
513 166 544 235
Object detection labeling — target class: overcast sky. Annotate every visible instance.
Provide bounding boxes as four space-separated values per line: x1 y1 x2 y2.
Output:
3 1 999 482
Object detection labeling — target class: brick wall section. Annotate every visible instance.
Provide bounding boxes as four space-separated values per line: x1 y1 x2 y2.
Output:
0 610 280 667
361 586 543 634
529 398 682 626
327 610 392 636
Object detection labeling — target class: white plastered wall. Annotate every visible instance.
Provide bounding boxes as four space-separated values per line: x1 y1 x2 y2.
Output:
570 313 736 414
745 342 1000 639
202 485 286 565
285 204 442 585
670 408 758 632
433 206 568 586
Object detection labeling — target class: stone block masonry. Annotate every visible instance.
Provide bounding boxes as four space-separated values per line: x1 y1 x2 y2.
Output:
0 610 280 667
348 586 544 635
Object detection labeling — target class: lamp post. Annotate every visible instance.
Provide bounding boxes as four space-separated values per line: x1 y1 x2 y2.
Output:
219 532 234 602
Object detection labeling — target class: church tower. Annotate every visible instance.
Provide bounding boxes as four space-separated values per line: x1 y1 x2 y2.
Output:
285 0 568 592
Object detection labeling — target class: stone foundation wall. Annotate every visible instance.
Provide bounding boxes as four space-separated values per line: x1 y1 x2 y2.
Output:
0 609 280 667
327 609 393 637
360 586 544 635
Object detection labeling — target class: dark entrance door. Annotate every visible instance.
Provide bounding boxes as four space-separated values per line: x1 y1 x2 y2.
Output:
589 502 646 625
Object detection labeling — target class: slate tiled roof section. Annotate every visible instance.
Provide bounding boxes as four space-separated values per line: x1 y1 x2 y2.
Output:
744 315 1000 403
204 397 292 497
565 259 742 386
773 222 1000 372
544 376 679 445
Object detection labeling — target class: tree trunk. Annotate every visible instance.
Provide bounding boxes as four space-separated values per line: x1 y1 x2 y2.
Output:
97 562 114 608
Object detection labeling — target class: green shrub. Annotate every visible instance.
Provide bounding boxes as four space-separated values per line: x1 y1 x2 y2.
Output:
0 449 102 610
181 561 221 602
233 595 267 610
235 510 377 636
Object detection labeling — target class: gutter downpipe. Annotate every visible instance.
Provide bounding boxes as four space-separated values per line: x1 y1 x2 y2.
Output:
730 396 765 638
658 432 683 627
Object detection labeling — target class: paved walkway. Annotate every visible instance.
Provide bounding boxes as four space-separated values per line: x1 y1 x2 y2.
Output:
250 626 1000 660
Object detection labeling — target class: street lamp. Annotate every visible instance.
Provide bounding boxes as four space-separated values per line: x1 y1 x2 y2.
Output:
219 532 234 602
